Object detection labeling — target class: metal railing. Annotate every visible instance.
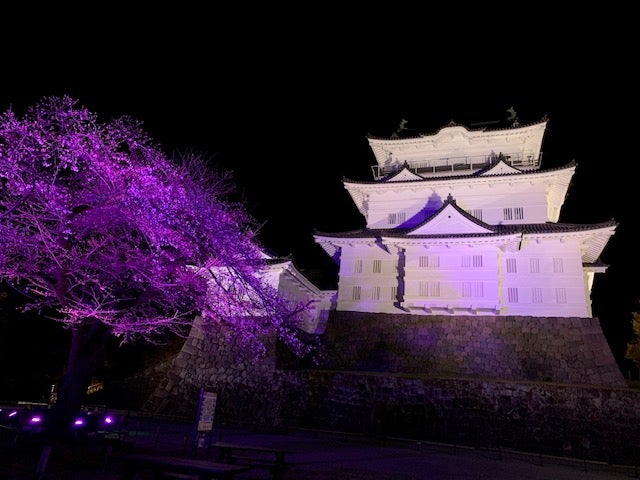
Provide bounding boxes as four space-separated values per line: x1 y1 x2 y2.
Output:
371 152 542 180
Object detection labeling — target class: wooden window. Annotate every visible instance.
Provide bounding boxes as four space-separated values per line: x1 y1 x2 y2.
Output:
353 259 363 274
372 285 381 300
503 207 523 220
469 209 483 221
514 207 524 220
502 207 524 220
419 281 440 297
553 258 563 273
419 255 440 268
391 286 398 300
352 286 361 300
530 258 540 273
532 287 543 304
462 282 484 297
462 255 483 268
373 259 382 273
388 212 406 225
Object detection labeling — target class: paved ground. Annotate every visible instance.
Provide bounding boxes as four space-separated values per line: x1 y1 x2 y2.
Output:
2 419 638 479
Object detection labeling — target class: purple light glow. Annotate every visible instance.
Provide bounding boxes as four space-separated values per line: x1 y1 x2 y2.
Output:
104 416 113 424
30 415 42 423
0 95 312 364
8 410 17 417
74 418 85 426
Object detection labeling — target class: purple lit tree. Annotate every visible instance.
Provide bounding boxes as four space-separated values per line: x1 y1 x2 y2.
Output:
0 96 312 437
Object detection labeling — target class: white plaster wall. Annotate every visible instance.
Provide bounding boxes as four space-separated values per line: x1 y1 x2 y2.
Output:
364 181 555 229
334 238 593 318
500 238 589 317
402 244 500 312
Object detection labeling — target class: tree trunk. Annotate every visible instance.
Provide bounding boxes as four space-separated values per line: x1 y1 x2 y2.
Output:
45 318 111 442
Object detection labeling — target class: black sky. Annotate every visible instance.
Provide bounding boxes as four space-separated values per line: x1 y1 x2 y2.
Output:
1 13 637 393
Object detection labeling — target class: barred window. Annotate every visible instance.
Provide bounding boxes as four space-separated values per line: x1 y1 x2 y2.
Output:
514 207 524 220
462 282 484 297
506 258 517 273
462 255 483 268
353 259 363 274
553 258 564 273
372 285 381 300
507 287 518 303
419 255 440 268
419 281 440 297
555 288 567 304
391 286 398 301
388 211 406 225
532 287 543 304
503 207 524 220
373 259 382 274
469 209 483 221
352 286 361 300
530 258 540 273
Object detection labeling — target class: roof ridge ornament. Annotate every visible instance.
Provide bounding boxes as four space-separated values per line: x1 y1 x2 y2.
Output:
507 106 521 127
391 118 414 139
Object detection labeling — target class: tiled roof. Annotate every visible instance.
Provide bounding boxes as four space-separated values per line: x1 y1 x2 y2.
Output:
264 256 292 266
314 219 617 240
344 160 576 185
366 117 548 141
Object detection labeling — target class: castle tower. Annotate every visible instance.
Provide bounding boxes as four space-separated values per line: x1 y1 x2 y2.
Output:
314 118 616 318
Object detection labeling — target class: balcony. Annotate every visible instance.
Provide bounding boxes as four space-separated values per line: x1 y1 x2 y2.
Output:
371 152 542 180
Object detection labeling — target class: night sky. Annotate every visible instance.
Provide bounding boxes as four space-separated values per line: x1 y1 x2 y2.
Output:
1 15 636 399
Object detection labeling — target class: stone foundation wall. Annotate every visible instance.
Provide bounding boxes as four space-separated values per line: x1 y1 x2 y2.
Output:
318 312 626 386
142 319 312 426
300 372 640 462
142 312 638 462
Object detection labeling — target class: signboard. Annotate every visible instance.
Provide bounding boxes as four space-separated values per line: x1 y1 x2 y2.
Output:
196 389 217 432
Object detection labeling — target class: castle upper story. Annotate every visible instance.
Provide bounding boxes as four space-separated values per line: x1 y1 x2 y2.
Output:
313 115 615 319
345 119 572 229
368 119 547 180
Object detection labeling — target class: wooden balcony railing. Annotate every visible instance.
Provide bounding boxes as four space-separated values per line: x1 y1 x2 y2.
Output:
371 152 542 180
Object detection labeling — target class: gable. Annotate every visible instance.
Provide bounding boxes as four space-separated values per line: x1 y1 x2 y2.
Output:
477 160 522 176
409 202 494 235
385 167 424 182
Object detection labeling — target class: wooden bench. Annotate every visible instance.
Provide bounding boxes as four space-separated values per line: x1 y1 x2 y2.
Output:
120 453 251 480
211 441 294 480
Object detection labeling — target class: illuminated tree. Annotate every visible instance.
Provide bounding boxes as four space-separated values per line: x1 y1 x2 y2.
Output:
0 96 312 437
625 311 640 371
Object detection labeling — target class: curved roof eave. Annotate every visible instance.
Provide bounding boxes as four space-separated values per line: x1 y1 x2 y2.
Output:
313 219 617 240
343 160 577 187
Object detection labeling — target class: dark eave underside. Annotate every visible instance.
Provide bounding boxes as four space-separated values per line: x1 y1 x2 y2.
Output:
315 220 617 239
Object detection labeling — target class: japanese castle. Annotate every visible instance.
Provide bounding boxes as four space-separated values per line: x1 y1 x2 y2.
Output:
313 117 616 318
